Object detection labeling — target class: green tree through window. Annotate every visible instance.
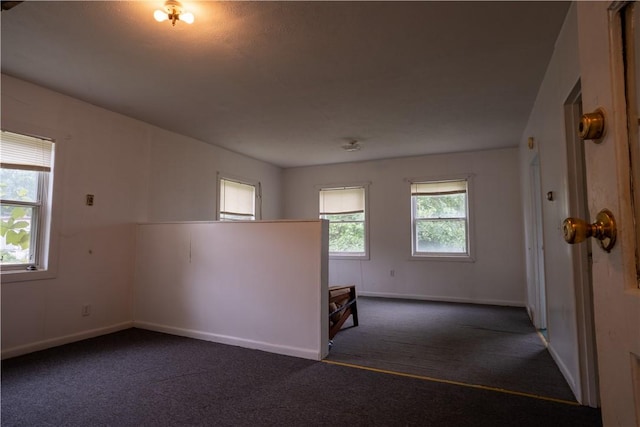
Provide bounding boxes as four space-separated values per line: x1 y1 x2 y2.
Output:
0 130 54 268
411 179 469 255
319 186 367 257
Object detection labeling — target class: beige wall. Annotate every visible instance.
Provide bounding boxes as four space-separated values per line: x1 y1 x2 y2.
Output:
283 148 526 306
134 221 328 360
519 4 583 400
147 128 282 222
1 74 283 357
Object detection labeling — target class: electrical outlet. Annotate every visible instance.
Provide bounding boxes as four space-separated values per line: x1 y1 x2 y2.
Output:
86 194 94 206
390 269 395 277
81 305 91 317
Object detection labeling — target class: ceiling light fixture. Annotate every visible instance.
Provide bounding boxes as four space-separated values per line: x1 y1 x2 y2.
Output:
154 0 194 26
342 140 362 152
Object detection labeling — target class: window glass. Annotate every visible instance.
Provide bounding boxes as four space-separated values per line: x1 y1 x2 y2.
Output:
415 193 466 219
319 186 367 257
415 218 466 253
0 168 39 202
411 179 469 257
0 130 54 269
0 204 35 264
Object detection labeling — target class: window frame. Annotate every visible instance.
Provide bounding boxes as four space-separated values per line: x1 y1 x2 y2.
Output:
318 183 370 260
1 127 59 282
216 173 261 221
0 172 48 269
409 175 475 262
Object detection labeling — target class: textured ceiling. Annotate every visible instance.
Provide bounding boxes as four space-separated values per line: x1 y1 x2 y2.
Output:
1 1 569 168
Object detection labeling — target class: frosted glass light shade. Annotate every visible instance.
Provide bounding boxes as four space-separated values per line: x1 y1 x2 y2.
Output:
154 10 168 22
181 12 194 24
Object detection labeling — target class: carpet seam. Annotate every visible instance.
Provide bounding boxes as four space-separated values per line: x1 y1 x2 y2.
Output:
321 359 580 406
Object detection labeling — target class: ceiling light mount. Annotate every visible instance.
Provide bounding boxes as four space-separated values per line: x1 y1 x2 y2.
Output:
154 0 194 26
342 140 362 152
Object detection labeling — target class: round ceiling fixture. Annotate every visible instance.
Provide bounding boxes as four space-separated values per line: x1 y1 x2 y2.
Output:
154 0 194 26
342 140 362 152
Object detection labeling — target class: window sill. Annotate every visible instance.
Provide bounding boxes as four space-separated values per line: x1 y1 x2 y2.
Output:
410 254 475 263
1 268 56 283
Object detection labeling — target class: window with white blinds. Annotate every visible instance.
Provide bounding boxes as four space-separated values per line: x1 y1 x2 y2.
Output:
0 130 55 269
410 178 471 257
0 130 53 172
218 178 258 221
319 187 365 215
319 185 368 257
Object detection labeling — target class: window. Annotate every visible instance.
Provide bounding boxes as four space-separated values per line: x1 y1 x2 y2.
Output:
411 178 471 258
217 176 260 221
319 185 368 258
0 130 54 270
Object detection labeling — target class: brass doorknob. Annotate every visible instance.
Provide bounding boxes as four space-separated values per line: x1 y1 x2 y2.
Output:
562 209 616 252
578 109 605 141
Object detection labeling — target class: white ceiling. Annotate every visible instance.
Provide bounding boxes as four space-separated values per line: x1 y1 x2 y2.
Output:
1 1 569 168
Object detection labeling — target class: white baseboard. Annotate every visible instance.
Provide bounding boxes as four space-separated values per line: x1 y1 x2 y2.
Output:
547 342 580 402
133 321 321 361
526 305 533 320
358 291 525 307
1 321 134 360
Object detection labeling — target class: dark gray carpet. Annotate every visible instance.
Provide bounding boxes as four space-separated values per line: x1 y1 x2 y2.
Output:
328 297 576 401
2 328 601 426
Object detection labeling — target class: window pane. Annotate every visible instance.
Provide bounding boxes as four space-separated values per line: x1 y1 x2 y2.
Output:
0 168 39 203
415 193 466 219
415 219 466 253
319 186 367 256
328 221 365 253
0 204 34 264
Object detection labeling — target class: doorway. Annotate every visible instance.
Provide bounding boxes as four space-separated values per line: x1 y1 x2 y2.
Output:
529 155 547 332
564 81 599 407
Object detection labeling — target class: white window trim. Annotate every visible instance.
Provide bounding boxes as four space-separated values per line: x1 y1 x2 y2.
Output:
216 172 262 221
316 182 370 260
1 123 63 283
408 174 475 262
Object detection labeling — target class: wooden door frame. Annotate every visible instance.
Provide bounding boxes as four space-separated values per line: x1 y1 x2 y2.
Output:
564 81 600 407
577 2 640 422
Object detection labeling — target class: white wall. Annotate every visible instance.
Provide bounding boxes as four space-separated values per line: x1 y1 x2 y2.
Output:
147 130 282 222
283 148 526 306
134 221 328 360
1 74 283 358
518 4 582 399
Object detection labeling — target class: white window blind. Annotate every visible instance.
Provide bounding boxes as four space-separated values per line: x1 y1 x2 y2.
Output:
0 130 54 172
220 179 255 218
319 187 365 215
411 180 466 196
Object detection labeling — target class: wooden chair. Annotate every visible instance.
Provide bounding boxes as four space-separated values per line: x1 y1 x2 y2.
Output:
328 285 358 340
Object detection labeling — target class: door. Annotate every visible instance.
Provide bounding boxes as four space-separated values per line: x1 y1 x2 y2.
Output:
577 3 640 425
